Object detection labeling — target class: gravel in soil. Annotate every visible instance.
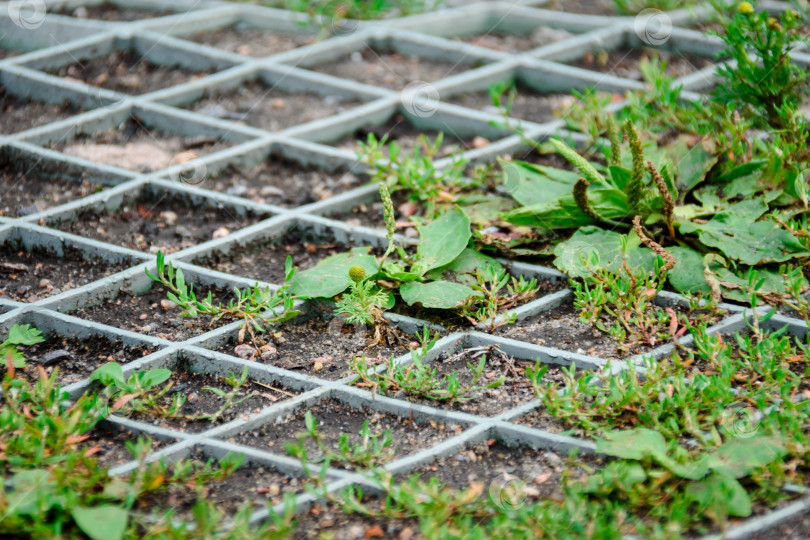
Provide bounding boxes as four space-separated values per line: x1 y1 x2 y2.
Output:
331 114 477 156
214 309 415 381
57 2 173 21
386 344 563 416
199 158 365 207
54 188 269 254
313 48 476 89
134 451 307 521
456 27 576 53
448 84 617 125
512 404 580 437
402 439 603 502
189 26 316 57
75 287 235 341
747 507 810 540
46 50 212 95
194 231 361 284
50 117 234 173
569 48 716 80
125 367 297 433
0 244 135 302
83 424 170 470
3 333 158 390
0 87 82 134
0 168 106 218
189 80 365 132
225 398 462 469
293 496 419 540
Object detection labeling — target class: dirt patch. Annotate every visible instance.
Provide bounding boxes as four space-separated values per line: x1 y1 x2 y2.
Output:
213 309 415 381
0 167 104 217
570 48 716 80
0 244 135 302
402 439 603 502
0 87 81 134
199 158 365 207
226 398 462 469
4 333 157 389
83 423 170 470
543 0 617 15
193 230 363 284
46 50 212 95
124 367 298 433
748 507 810 539
331 114 477 156
379 344 563 417
513 405 580 437
190 79 364 132
293 496 419 540
456 27 575 53
51 117 233 173
313 48 476 89
189 26 316 57
53 187 269 254
134 451 307 521
57 2 173 21
329 188 411 229
74 287 235 341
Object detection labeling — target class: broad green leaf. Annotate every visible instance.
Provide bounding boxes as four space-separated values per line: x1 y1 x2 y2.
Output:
457 193 514 226
7 324 45 346
414 207 471 274
707 261 797 303
666 246 711 295
90 362 126 389
680 199 810 265
685 471 752 518
669 142 716 194
553 226 657 278
137 369 171 390
425 248 503 285
400 281 480 309
703 436 786 479
71 505 128 540
715 159 767 183
288 250 377 298
596 428 707 480
6 470 57 516
500 158 579 206
2 347 27 369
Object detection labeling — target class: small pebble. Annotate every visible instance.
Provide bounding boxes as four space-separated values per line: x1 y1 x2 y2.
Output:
212 227 230 239
139 313 148 321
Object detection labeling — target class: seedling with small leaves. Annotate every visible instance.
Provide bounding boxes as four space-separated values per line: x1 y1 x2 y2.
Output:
0 324 45 369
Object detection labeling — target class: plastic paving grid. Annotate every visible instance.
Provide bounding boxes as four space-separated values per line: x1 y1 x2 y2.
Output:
1 0 809 536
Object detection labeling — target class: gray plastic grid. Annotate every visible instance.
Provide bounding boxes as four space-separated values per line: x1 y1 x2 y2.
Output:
1 0 808 536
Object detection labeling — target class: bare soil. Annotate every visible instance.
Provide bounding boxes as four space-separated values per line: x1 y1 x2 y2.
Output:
83 423 170 470
570 47 716 80
456 26 575 53
313 48 477 89
0 87 81 134
53 187 269 254
0 167 104 217
200 158 365 207
226 398 462 470
0 244 135 303
190 80 364 132
293 496 419 540
57 2 172 21
46 50 212 95
543 0 617 15
189 26 316 57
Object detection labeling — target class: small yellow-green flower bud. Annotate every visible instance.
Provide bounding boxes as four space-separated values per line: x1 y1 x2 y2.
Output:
738 2 754 15
349 265 366 282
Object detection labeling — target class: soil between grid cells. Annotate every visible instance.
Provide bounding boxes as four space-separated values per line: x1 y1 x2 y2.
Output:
569 47 716 80
331 114 477 156
189 79 365 132
213 309 414 381
385 344 562 416
50 118 234 173
225 398 462 469
75 287 234 341
4 333 158 389
189 26 317 57
200 158 365 207
402 439 603 501
57 2 173 21
0 88 83 134
294 497 418 540
313 48 475 89
123 366 298 433
193 231 359 284
456 26 576 53
46 50 212 95
134 450 307 520
748 508 810 540
544 0 617 15
83 423 170 470
0 244 135 302
53 188 269 253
